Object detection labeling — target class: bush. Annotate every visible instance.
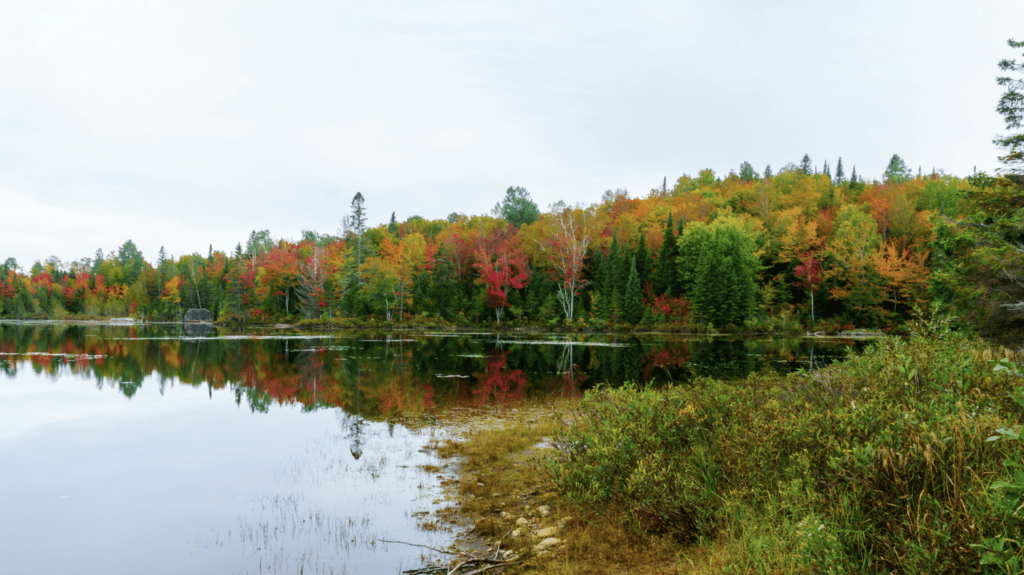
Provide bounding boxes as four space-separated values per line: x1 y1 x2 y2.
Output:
549 323 1024 572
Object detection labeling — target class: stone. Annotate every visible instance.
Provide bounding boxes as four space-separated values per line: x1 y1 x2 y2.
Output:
535 526 560 538
515 517 529 527
511 529 521 538
537 505 551 517
534 537 561 552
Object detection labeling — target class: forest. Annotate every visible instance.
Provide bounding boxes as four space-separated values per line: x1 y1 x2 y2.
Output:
2 153 1021 337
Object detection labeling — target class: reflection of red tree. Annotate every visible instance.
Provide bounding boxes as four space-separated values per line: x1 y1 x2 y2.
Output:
645 342 691 381
562 368 585 399
469 351 529 408
422 382 435 411
379 387 402 415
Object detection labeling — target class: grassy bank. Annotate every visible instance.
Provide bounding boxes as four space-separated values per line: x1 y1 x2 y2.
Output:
438 319 1024 573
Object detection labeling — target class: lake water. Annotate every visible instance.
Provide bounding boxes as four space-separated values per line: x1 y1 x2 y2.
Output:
0 323 868 574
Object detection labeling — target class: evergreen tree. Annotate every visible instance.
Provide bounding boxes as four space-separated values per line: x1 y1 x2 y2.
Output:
764 165 773 178
678 221 758 327
835 157 845 184
615 242 631 296
623 256 643 324
738 161 757 181
883 154 911 183
995 38 1024 179
799 154 812 175
851 166 858 183
607 233 622 296
388 212 398 235
823 160 831 179
635 233 650 288
653 214 677 296
590 251 609 319
342 192 368 267
156 247 168 285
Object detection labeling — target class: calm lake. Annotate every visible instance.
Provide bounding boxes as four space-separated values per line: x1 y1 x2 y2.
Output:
0 323 869 574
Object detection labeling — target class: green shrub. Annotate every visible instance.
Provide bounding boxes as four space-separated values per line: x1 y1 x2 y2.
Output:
549 323 1024 572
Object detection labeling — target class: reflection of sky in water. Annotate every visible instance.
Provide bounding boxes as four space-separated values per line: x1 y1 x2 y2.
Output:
0 369 449 575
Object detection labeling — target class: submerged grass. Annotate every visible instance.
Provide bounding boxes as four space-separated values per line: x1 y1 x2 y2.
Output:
438 316 1024 574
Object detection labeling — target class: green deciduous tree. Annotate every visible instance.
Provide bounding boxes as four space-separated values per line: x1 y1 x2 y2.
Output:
117 240 146 286
493 186 540 229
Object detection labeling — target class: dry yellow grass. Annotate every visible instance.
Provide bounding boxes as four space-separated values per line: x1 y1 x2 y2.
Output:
431 400 693 574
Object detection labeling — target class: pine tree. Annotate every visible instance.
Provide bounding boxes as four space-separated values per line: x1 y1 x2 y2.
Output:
738 161 757 181
764 165 773 178
823 160 831 179
635 233 650 288
654 214 677 296
835 157 845 184
608 233 623 296
883 154 911 183
343 192 368 267
799 154 812 175
995 38 1024 179
388 212 398 235
672 219 685 297
591 251 609 319
851 166 858 183
623 256 643 324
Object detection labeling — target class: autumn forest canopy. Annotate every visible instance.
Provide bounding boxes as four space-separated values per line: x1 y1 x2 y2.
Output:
3 41 1024 338
0 158 1013 336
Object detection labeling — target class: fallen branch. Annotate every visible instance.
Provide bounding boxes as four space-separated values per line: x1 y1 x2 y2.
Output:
386 537 521 575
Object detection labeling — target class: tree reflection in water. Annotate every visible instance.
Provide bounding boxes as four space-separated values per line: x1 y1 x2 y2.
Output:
0 323 868 420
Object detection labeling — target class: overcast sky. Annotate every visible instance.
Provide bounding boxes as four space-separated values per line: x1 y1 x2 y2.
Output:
1 0 1022 268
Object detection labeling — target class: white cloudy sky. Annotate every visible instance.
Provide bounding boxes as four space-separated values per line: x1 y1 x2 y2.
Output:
1 0 1021 268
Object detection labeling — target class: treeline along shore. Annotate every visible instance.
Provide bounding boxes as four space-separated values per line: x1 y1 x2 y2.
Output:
2 155 1022 339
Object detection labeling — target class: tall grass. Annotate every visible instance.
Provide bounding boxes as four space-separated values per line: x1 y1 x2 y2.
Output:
548 319 1024 573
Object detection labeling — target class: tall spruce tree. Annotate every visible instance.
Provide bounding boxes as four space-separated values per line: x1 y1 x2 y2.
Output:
623 256 643 324
799 154 813 175
608 233 623 295
635 233 650 288
654 214 677 296
835 157 845 184
883 154 911 183
995 38 1024 179
738 161 757 181
679 221 758 327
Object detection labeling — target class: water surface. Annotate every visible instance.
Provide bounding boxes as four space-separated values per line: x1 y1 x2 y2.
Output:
0 323 867 574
